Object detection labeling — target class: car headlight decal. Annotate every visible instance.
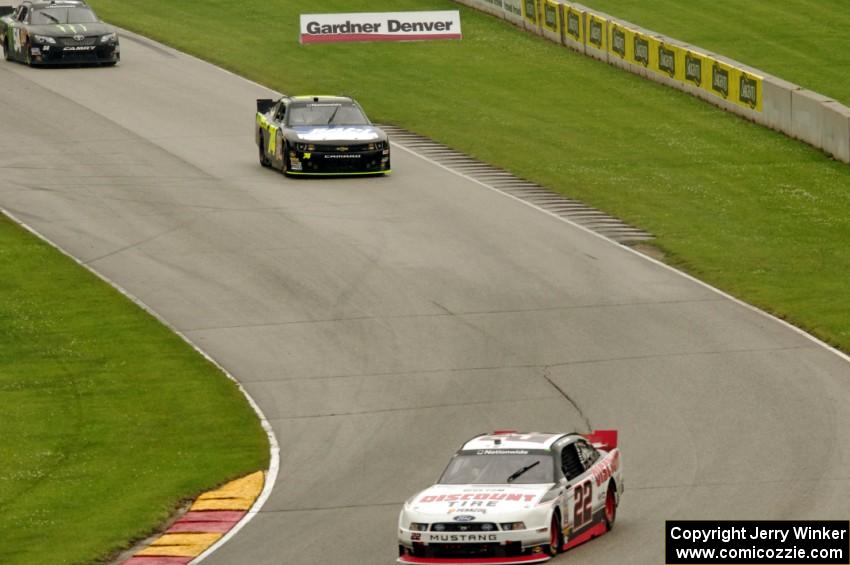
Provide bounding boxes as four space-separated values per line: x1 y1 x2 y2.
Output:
33 35 56 44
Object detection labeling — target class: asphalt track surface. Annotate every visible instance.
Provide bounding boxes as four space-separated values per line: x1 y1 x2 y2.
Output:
2 32 850 565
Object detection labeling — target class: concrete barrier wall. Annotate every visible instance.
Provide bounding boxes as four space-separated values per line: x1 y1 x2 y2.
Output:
454 0 850 164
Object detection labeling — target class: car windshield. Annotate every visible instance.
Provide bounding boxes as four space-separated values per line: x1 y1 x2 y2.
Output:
287 103 369 127
439 452 554 485
31 8 98 25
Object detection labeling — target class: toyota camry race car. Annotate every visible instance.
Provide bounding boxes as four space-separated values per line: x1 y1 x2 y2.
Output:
255 95 391 176
1 0 119 66
398 430 622 564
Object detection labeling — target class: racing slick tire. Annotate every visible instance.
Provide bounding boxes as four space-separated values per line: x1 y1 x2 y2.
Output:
3 36 10 61
258 137 271 168
281 141 291 175
604 482 617 531
548 512 564 556
24 41 33 67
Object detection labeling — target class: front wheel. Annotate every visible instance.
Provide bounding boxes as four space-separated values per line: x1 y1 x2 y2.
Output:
3 36 10 61
24 41 33 67
548 513 563 556
604 485 617 530
281 141 290 174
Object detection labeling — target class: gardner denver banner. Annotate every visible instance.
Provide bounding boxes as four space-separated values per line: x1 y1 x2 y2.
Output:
300 11 462 44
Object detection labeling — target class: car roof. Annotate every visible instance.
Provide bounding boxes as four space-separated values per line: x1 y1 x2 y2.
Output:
25 1 89 9
460 431 576 452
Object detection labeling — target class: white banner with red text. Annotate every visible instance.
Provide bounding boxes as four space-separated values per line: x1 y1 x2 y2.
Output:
300 11 462 44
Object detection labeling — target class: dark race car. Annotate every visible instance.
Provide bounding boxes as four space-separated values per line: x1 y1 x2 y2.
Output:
255 95 391 176
1 0 120 66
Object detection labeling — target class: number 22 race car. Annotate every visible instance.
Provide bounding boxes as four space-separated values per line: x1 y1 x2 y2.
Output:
398 430 622 564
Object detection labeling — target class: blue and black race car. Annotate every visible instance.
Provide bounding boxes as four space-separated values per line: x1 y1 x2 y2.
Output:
255 95 391 176
1 0 119 67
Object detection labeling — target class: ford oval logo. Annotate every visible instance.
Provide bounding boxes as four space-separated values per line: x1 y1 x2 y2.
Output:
453 515 475 522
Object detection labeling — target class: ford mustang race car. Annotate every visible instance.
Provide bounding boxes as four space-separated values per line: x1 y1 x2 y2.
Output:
398 430 622 564
1 0 119 66
255 95 390 176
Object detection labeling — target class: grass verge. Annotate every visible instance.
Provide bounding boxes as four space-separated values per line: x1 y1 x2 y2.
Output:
0 214 269 565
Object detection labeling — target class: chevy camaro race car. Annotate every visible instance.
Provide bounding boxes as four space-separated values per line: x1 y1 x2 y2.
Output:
398 430 623 564
255 95 391 176
1 0 119 66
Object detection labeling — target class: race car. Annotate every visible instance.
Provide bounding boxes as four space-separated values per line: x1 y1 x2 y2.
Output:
398 430 623 564
255 95 391 176
1 0 120 67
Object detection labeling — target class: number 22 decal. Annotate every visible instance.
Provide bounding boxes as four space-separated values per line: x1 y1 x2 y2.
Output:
573 480 592 528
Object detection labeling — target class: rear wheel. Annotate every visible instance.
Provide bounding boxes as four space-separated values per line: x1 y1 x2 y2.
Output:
604 484 617 530
548 512 563 556
258 136 270 168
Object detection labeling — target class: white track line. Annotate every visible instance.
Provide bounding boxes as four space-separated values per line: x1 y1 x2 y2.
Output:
391 142 850 366
0 209 280 562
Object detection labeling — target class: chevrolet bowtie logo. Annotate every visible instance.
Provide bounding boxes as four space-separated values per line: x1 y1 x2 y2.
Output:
73 34 85 41
336 146 349 152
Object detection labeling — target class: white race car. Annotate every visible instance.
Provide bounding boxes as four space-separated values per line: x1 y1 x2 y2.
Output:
398 430 622 564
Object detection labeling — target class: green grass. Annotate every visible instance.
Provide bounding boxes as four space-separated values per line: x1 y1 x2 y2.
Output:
581 0 850 107
86 0 850 351
0 215 269 564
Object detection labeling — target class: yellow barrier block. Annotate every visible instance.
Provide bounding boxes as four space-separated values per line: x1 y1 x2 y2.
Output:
136 533 222 557
586 13 607 51
191 471 264 511
653 41 686 82
540 0 560 34
684 48 710 90
608 21 634 62
631 29 655 70
563 4 584 43
522 0 537 26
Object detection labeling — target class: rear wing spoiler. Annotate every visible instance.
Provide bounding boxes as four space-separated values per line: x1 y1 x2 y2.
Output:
257 98 275 114
584 429 618 452
0 6 15 17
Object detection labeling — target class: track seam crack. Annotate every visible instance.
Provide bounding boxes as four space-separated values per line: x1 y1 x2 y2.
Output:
543 366 592 432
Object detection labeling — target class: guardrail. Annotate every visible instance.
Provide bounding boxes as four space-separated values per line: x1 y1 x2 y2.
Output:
458 0 850 164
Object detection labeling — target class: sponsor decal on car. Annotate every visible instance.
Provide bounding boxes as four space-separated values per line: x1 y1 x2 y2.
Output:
420 492 537 503
427 533 499 542
453 515 476 522
590 450 620 487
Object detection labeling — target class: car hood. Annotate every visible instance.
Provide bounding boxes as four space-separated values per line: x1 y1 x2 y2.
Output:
290 125 384 142
406 483 554 518
27 22 114 36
